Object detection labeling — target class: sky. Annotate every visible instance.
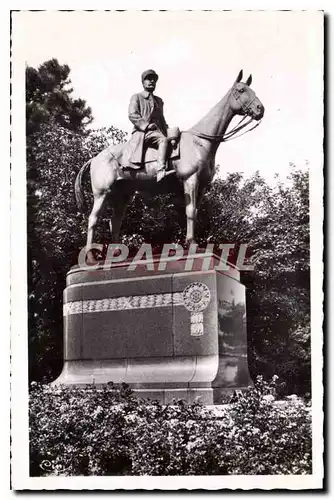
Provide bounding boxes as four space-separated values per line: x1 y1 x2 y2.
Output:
13 10 323 181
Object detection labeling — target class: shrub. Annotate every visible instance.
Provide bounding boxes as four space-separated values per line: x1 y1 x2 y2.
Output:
226 376 312 474
29 377 312 476
29 382 135 476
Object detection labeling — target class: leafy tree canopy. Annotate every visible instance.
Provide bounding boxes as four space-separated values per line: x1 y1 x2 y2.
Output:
26 58 93 135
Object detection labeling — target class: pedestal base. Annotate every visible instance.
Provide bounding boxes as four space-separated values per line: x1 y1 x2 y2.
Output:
54 357 217 404
53 251 253 404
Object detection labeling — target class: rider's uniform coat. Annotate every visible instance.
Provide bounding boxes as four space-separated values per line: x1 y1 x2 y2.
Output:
127 91 168 164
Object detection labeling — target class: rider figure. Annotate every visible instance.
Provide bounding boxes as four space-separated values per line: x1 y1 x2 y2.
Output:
128 69 169 182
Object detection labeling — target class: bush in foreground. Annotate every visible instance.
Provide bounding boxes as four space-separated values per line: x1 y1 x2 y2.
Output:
29 377 311 476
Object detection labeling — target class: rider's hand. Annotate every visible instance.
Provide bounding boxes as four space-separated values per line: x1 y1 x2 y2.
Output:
171 139 177 148
147 123 157 131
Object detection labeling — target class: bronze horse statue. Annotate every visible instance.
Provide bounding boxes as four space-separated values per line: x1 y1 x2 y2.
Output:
75 70 264 252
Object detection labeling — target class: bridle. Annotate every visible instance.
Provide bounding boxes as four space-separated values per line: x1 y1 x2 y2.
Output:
190 86 262 143
232 87 258 116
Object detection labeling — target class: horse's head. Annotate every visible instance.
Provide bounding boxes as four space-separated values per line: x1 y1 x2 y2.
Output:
230 70 264 121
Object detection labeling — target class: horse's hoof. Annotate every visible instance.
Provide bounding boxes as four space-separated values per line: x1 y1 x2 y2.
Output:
86 250 103 267
184 240 197 251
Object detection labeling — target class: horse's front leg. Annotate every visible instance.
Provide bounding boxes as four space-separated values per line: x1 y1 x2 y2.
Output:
183 173 198 245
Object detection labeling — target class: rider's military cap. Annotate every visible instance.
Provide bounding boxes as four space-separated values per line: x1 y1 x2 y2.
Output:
141 69 159 82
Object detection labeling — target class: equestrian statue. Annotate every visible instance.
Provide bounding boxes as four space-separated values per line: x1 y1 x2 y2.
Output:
74 69 265 255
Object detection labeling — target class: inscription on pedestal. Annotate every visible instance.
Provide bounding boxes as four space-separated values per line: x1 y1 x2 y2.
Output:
182 282 211 336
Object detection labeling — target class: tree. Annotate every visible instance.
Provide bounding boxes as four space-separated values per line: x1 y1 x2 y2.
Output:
26 58 93 135
27 58 97 380
245 168 310 395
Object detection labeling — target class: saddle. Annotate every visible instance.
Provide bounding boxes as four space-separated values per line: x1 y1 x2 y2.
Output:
112 127 181 171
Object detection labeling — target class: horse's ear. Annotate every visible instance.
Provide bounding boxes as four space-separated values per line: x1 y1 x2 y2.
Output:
235 69 243 83
246 74 252 86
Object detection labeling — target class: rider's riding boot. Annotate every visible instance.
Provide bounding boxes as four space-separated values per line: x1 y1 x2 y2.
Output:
155 137 169 182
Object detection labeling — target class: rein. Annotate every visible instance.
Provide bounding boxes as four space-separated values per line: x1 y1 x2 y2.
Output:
189 88 262 143
223 117 262 141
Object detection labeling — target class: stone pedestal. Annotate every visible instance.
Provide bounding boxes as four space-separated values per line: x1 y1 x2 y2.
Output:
53 251 252 404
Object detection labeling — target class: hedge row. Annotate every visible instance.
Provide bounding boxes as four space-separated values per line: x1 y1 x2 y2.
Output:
29 376 311 476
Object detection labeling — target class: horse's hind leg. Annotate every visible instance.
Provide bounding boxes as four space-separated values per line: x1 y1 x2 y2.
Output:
86 192 108 251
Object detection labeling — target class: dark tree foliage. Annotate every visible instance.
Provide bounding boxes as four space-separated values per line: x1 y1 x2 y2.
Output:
240 169 310 396
26 58 93 135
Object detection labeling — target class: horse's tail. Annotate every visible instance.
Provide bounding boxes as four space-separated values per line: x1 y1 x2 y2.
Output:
74 159 92 212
